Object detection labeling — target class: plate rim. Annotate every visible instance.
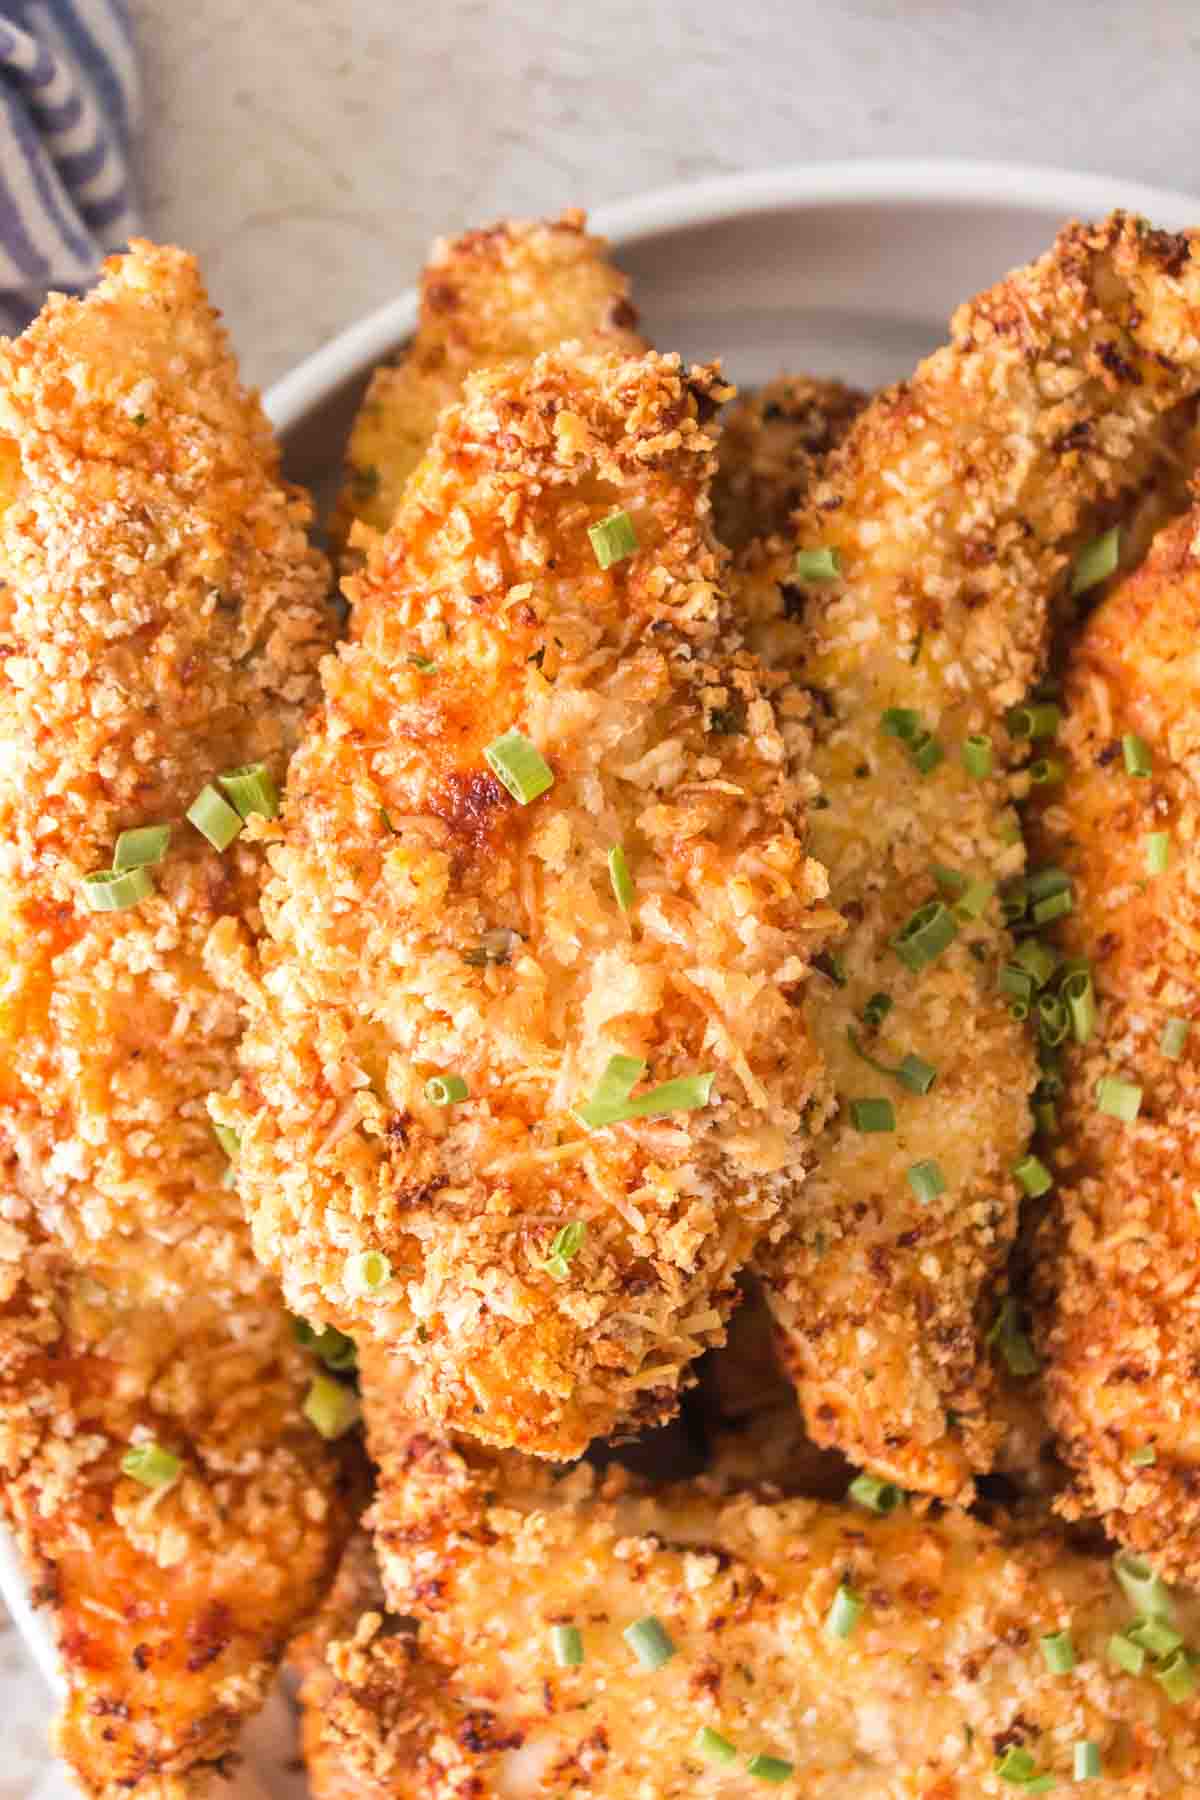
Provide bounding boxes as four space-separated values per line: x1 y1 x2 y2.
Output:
6 148 1200 1746
263 155 1200 432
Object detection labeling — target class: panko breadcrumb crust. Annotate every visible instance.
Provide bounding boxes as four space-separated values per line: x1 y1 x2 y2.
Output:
305 1427 1200 1798
744 212 1200 1501
711 374 867 554
1029 498 1200 1580
329 210 644 563
0 243 351 1796
215 343 840 1459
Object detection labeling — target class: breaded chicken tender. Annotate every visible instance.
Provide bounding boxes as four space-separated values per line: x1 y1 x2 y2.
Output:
742 213 1200 1500
216 345 839 1459
1029 498 1200 1579
330 210 643 561
0 244 349 1794
711 373 866 554
311 1423 1200 1797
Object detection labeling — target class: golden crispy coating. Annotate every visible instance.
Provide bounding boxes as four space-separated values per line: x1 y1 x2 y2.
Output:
216 345 839 1459
329 210 643 560
315 1424 1200 1798
743 213 1200 1501
711 373 866 553
0 244 349 1795
1028 499 1200 1578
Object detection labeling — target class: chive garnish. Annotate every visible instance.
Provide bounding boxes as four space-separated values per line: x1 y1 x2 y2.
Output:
1028 756 1064 785
995 1748 1037 1785
1037 993 1069 1047
1074 1743 1101 1782
426 1073 468 1106
1145 831 1171 874
1032 888 1073 925
1115 1553 1172 1617
793 546 840 583
551 1624 584 1667
1005 700 1061 740
746 1753 794 1784
187 783 243 850
408 654 437 673
999 965 1034 1005
880 708 922 741
1061 969 1095 1044
1130 1445 1158 1469
907 1158 946 1205
1040 1630 1076 1673
588 509 638 569
1013 939 1059 988
212 1121 240 1159
574 1056 714 1129
694 1727 737 1765
988 1298 1038 1376
825 1581 863 1639
113 824 171 871
846 1030 935 1093
484 729 554 804
1014 1153 1053 1197
346 1249 391 1292
1128 1616 1181 1655
891 900 958 972
962 733 994 778
1071 526 1120 596
849 1097 895 1133
862 993 892 1030
1161 1017 1190 1059
1096 1076 1142 1122
303 1373 361 1440
542 1221 585 1282
80 866 155 913
623 1616 676 1670
1108 1632 1146 1675
909 731 944 775
608 845 635 911
1122 733 1152 777
121 1442 180 1488
218 761 280 821
847 1472 902 1514
1155 1649 1197 1702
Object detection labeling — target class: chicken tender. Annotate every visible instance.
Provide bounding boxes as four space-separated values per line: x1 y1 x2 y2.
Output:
314 1425 1200 1797
1028 498 1200 1579
215 345 839 1459
742 213 1200 1500
330 210 643 561
0 243 349 1793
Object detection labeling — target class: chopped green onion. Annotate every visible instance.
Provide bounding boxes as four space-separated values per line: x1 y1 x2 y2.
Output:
588 509 638 569
542 1220 586 1281
1115 1553 1172 1617
962 733 994 778
1006 701 1061 740
1071 526 1120 596
346 1250 391 1292
952 877 995 923
1037 994 1070 1048
303 1373 361 1440
907 1159 946 1205
825 1582 863 1640
1145 831 1172 875
1096 1077 1142 1123
897 1053 937 1095
408 655 437 673
815 951 848 987
574 1057 715 1129
793 546 840 583
1029 756 1065 786
891 900 958 972
212 1122 240 1159
880 708 922 742
849 1097 895 1133
1028 866 1071 902
746 1753 794 1784
862 992 893 1029
1161 1018 1190 1060
1009 997 1031 1023
426 1073 468 1106
1074 1742 1101 1782
988 1299 1039 1376
623 1616 676 1670
693 1727 737 1765
999 815 1024 845
933 865 967 898
1155 1649 1197 1703
1062 970 1095 1045
608 845 634 911
1040 1630 1076 1673
113 824 171 871
1033 888 1073 925
551 1624 583 1667
187 783 243 850
1130 1445 1158 1469
1122 733 1152 777
80 866 155 913
847 1472 902 1514
1014 939 1059 989
1023 1779 1056 1794
484 729 554 805
121 1442 180 1488
995 1747 1037 1784
305 1324 357 1373
909 730 944 775
999 964 1035 1004
1034 1099 1058 1135
1014 1153 1053 1198
218 761 280 821
1108 1632 1146 1675
1128 1616 1181 1656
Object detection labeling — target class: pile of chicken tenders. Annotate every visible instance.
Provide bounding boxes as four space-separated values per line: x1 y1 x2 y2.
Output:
4 206 1200 1797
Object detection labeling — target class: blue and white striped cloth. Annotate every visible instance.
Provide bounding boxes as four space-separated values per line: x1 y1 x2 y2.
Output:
0 0 140 337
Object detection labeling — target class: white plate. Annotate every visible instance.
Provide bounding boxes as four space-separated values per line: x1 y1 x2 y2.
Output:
6 157 1200 1799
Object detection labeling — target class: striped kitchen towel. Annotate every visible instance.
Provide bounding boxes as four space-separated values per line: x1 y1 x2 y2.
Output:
0 0 140 337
